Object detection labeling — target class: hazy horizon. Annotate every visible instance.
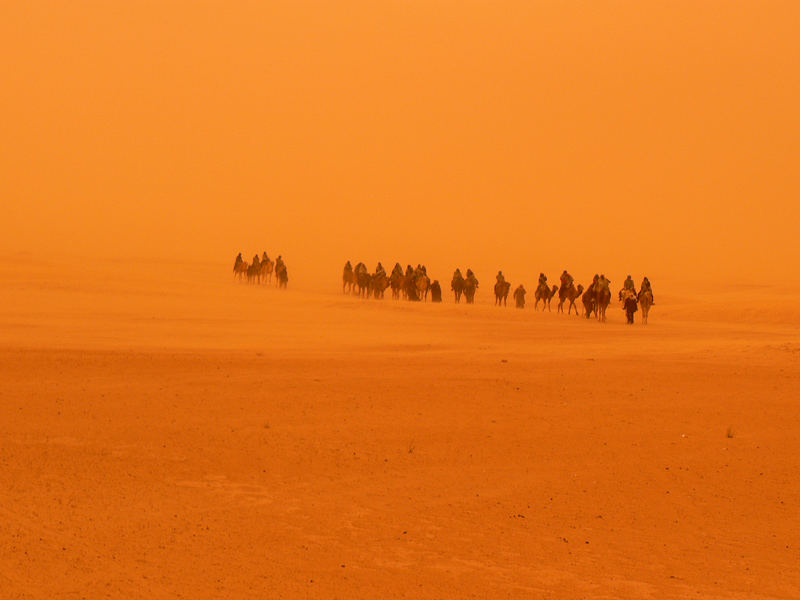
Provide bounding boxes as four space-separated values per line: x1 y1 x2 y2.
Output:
3 1 799 284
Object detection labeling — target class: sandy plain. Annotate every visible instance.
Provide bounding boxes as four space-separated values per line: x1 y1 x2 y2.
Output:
1 256 799 599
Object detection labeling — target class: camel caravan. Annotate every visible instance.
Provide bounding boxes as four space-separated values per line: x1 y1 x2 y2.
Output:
233 252 289 288
343 262 442 302
342 262 655 324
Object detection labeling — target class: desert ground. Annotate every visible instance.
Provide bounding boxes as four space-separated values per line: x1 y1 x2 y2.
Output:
1 256 799 599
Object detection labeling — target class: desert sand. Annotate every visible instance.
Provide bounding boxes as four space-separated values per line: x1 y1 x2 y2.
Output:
2 257 799 599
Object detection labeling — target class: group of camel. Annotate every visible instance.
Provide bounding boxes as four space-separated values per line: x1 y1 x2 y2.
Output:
343 261 654 324
494 272 653 324
343 262 441 301
233 252 288 288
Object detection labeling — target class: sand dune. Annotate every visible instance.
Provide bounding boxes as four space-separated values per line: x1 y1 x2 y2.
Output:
1 257 799 598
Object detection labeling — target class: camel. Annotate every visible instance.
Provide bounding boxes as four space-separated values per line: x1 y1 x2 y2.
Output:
343 263 355 294
557 284 572 312
534 283 558 311
415 273 431 302
560 284 583 315
260 258 274 284
546 285 558 310
389 270 404 299
494 280 511 306
463 275 478 304
246 261 261 284
582 286 596 318
451 274 465 303
353 263 370 297
275 263 288 289
371 271 390 299
234 260 248 281
638 289 653 324
596 283 611 322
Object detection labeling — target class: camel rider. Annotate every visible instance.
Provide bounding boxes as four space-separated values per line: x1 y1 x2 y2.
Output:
262 251 270 263
375 262 385 276
252 254 261 269
466 269 479 286
560 270 573 290
591 274 600 293
623 275 635 291
598 274 610 290
344 260 353 273
496 271 506 285
453 268 463 281
538 272 547 288
639 277 654 304
233 252 243 270
275 255 284 271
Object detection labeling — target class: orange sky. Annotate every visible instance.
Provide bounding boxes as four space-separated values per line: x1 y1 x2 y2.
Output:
2 1 799 284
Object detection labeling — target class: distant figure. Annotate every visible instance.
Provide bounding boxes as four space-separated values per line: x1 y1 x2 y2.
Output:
538 272 548 287
496 270 505 285
430 280 442 303
464 270 479 304
262 251 270 263
233 253 247 280
375 262 386 277
275 255 284 271
342 261 354 294
451 268 465 303
276 262 288 289
623 275 635 292
513 284 526 309
621 289 638 324
560 270 573 290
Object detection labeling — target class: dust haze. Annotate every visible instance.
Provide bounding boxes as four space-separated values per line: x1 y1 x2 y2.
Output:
2 3 800 599
3 1 799 284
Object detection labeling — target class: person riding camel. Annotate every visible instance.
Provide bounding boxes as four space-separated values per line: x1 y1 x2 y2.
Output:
496 270 506 285
274 255 284 273
375 262 385 276
623 275 635 291
466 269 479 287
251 254 261 269
639 277 654 304
560 270 573 290
262 251 269 263
597 274 610 291
538 272 547 288
233 252 243 270
591 274 600 293
453 268 463 280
